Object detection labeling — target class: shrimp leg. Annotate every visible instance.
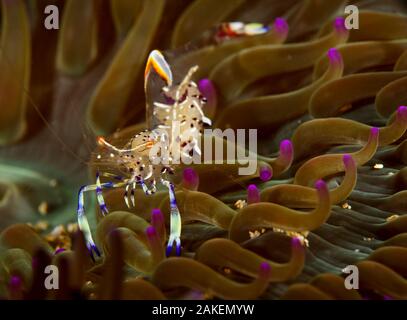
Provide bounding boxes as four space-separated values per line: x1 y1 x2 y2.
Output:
77 178 128 260
97 172 126 213
161 179 182 257
96 172 109 215
140 179 157 195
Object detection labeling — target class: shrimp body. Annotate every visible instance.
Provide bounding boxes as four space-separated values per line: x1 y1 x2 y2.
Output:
216 22 270 40
78 50 211 259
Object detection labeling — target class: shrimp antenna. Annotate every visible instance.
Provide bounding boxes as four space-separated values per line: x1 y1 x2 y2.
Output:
97 136 153 153
0 44 90 166
173 65 199 102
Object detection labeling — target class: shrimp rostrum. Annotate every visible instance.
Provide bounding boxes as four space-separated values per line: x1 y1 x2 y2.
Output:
77 50 212 259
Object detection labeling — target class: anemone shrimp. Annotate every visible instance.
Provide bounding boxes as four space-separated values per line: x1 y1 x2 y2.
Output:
77 50 213 259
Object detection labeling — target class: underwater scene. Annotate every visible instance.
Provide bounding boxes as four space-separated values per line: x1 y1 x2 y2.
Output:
0 0 406 301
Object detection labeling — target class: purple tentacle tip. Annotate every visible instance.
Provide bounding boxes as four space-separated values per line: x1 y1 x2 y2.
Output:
198 78 212 90
280 139 293 157
198 79 217 115
151 209 164 230
370 127 379 137
152 208 162 218
397 105 407 119
146 226 157 238
259 166 272 181
315 179 326 190
291 236 302 248
259 262 271 277
383 295 393 300
342 154 352 165
274 17 288 33
247 184 260 204
334 17 346 32
54 248 66 255
327 48 341 64
198 79 216 99
9 275 21 288
248 184 258 191
183 167 199 187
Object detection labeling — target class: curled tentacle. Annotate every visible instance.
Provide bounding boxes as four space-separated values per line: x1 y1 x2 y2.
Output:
356 260 407 299
282 283 332 300
182 167 200 191
367 246 407 277
292 106 407 160
294 128 378 187
96 211 164 273
310 273 362 300
196 237 305 282
247 184 260 204
152 257 272 299
229 180 331 242
261 154 357 208
121 278 166 300
159 190 236 230
214 47 345 129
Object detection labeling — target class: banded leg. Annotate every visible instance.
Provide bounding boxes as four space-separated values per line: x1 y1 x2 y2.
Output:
140 179 156 195
131 181 136 206
77 180 127 260
161 179 182 256
99 172 124 181
124 180 138 208
124 184 131 208
96 172 109 215
97 172 125 214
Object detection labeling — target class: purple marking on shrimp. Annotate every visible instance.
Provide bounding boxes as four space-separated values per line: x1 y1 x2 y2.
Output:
166 245 173 257
176 243 182 256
